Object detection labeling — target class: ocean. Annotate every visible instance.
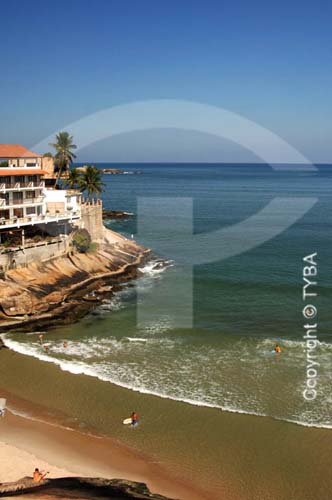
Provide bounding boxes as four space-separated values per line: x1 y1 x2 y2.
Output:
1 163 332 499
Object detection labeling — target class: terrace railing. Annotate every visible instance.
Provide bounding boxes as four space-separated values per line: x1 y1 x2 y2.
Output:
0 210 81 228
0 181 45 191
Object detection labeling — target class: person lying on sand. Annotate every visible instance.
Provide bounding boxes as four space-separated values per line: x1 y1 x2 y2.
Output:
33 468 48 483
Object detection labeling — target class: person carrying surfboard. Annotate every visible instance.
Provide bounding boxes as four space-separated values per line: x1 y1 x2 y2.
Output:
131 411 139 426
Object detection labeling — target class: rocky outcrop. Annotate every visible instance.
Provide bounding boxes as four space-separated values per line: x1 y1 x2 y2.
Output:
102 168 123 174
103 209 134 219
0 228 150 331
0 476 176 499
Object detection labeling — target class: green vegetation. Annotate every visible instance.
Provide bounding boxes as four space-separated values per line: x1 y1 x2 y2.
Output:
72 229 92 253
49 132 77 185
0 161 8 168
42 152 53 158
78 165 105 200
66 168 81 189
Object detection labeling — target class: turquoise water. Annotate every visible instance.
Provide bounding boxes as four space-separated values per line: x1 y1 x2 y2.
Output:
3 164 332 428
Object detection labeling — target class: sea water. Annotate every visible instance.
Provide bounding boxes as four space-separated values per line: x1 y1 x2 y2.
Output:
3 163 332 430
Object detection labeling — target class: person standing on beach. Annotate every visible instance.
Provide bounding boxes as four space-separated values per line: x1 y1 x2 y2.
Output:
39 334 44 345
131 412 139 426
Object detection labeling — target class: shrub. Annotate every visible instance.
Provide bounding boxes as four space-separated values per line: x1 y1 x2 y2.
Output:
72 229 91 253
89 242 98 253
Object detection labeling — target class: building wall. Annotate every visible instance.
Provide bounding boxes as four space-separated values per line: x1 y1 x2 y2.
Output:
44 189 81 215
41 156 55 176
0 174 44 219
0 238 69 271
81 202 104 241
10 158 41 167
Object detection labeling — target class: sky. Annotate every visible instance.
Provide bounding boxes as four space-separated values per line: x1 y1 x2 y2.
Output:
0 0 331 163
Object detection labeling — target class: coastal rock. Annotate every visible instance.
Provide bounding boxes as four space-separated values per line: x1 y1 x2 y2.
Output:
0 227 150 331
102 168 123 174
0 476 176 499
103 209 134 219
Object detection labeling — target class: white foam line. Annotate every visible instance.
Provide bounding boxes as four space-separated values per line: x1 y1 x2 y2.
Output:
2 334 331 431
125 337 148 342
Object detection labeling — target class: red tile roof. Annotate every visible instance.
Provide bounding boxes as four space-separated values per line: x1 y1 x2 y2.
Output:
0 144 40 158
0 169 47 176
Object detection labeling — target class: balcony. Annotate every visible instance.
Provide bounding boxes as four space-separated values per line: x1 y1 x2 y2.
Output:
7 163 40 169
0 181 45 192
0 211 81 229
0 197 45 208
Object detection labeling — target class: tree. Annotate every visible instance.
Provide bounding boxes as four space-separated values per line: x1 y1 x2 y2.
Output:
66 168 81 189
42 152 53 158
79 165 104 201
49 132 77 185
72 229 91 253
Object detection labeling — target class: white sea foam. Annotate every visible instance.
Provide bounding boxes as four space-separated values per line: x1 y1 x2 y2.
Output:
125 337 148 342
2 333 332 430
139 259 174 276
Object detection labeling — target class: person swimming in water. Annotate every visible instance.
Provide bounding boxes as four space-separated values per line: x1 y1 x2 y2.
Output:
131 411 139 426
275 344 281 353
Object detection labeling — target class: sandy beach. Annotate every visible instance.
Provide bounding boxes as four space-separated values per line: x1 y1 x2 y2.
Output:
0 440 76 483
0 346 332 500
0 405 207 500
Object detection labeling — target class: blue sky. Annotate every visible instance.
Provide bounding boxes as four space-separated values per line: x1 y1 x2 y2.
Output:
1 0 331 162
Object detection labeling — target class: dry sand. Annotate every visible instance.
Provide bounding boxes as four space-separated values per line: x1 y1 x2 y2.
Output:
0 410 208 500
0 441 76 483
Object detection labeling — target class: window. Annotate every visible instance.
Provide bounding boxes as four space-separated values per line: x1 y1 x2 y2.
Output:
13 208 23 218
26 207 36 215
13 192 23 202
0 210 9 219
25 191 35 199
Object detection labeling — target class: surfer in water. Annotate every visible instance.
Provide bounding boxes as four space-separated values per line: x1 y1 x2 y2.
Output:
274 344 281 354
131 411 139 426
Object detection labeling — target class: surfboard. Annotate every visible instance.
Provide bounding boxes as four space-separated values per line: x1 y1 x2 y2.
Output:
123 418 132 425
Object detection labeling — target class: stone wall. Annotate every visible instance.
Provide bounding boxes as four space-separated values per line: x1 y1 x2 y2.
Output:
81 201 104 241
0 238 69 271
41 156 55 176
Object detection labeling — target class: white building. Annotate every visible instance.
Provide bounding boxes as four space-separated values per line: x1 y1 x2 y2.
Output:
0 144 82 232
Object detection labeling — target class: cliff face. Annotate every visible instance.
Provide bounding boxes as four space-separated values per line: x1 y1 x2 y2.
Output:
0 228 150 331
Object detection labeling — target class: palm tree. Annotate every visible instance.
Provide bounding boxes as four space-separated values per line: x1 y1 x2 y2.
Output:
79 166 104 201
49 132 77 185
66 168 81 189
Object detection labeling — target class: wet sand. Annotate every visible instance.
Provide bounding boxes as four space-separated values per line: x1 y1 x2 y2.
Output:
0 347 331 500
0 410 205 500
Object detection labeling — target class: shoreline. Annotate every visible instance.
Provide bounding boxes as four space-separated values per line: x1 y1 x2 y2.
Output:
1 348 332 500
0 395 209 500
